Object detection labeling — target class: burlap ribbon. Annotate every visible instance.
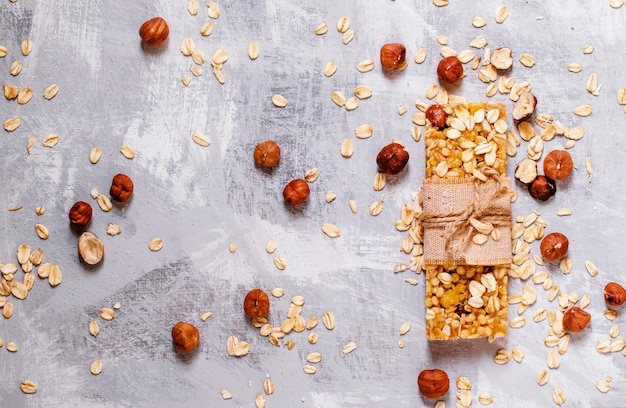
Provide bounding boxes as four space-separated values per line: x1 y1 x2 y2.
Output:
420 168 512 266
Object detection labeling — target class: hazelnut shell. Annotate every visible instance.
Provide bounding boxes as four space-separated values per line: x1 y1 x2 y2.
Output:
543 150 573 181
562 306 590 333
171 321 200 352
604 282 626 307
376 143 409 175
283 179 310 205
436 56 464 84
243 288 270 319
139 17 169 46
110 174 134 202
380 43 407 70
528 175 556 201
425 104 448 129
417 369 450 398
540 232 569 261
254 140 281 168
69 201 93 226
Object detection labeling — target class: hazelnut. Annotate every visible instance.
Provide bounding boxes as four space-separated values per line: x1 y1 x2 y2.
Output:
543 150 573 181
139 17 169 46
77 231 105 265
540 232 569 261
376 143 409 175
110 174 134 202
417 369 450 398
69 201 92 226
243 288 270 319
171 321 200 352
490 47 513 70
253 140 281 168
512 92 537 121
604 282 626 307
514 158 538 185
425 104 448 129
283 179 310 205
562 306 591 333
380 43 407 71
436 56 464 84
528 175 556 201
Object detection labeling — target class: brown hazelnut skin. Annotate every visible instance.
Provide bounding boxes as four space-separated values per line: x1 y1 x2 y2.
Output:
376 143 410 175
604 282 626 307
139 17 169 46
171 321 200 353
543 150 573 181
243 288 270 319
425 104 448 129
528 175 556 201
283 179 310 205
110 174 134 202
417 369 450 398
437 56 464 84
380 43 407 70
69 201 92 226
562 306 591 333
540 232 569 261
254 140 281 168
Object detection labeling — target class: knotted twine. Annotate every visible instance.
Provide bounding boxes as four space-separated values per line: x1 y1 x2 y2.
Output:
419 168 513 266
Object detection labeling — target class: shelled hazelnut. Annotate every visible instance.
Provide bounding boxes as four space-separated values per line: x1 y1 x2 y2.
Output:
543 150 573 181
69 201 92 226
380 43 407 71
540 232 569 261
243 289 270 319
283 179 310 205
376 143 409 175
77 231 105 265
171 321 200 352
528 175 556 201
417 369 450 398
514 158 538 185
604 282 626 307
512 92 537 121
253 140 281 168
436 56 463 84
562 306 590 333
425 104 448 129
110 174 134 202
139 17 169 46
490 47 513 70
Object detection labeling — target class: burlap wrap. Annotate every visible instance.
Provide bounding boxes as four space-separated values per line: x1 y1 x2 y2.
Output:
420 170 512 266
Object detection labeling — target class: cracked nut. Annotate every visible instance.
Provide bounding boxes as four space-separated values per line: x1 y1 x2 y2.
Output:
436 56 463 84
543 150 573 181
528 175 556 201
417 369 450 399
283 179 310 205
491 47 513 70
139 17 169 46
110 174 134 202
69 201 93 226
604 282 626 307
514 158 538 185
171 321 200 352
380 43 407 71
540 232 569 261
253 140 281 168
562 306 590 333
512 92 537 121
243 288 270 319
376 143 409 175
77 231 105 265
425 104 448 129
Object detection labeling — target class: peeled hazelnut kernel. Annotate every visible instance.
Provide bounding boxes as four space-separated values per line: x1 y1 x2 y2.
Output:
171 321 200 353
425 104 448 129
243 288 270 319
528 175 556 201
110 174 134 202
253 140 281 168
77 231 105 265
69 201 93 226
139 17 169 46
604 282 626 307
283 179 310 205
376 143 409 175
436 56 464 84
512 91 537 121
540 232 569 261
562 306 591 333
514 158 538 185
380 43 407 71
490 47 513 70
543 150 573 181
417 369 450 398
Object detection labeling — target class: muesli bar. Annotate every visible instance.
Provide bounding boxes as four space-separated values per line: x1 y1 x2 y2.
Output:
423 102 510 341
